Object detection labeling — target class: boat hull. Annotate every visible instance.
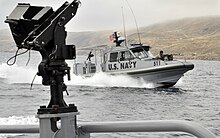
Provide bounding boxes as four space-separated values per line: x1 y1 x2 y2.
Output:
106 62 194 88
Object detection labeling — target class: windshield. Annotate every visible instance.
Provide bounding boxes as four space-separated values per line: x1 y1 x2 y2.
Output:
131 46 150 59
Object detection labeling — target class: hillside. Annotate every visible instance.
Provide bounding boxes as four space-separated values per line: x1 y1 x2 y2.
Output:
130 16 220 60
1 16 220 60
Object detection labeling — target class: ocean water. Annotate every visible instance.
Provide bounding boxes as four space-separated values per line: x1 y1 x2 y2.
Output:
0 51 220 138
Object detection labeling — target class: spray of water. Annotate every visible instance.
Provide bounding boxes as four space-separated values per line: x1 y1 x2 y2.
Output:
66 72 154 88
0 115 38 125
0 63 41 84
0 63 154 88
0 115 38 138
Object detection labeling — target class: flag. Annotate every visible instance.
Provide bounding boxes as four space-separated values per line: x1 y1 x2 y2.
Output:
109 32 121 42
109 33 115 42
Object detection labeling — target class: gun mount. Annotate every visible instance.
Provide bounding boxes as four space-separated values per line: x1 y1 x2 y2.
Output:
5 0 79 110
5 1 80 136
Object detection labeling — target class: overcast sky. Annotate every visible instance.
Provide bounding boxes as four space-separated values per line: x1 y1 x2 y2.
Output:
1 0 220 32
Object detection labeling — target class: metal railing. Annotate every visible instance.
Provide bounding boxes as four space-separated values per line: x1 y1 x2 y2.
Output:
0 120 216 138
0 125 38 133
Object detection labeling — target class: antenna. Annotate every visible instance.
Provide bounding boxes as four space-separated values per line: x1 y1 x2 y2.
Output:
125 0 142 45
121 6 127 47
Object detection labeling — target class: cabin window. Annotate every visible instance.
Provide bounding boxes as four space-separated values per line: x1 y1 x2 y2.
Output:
110 52 118 62
83 67 86 74
120 51 134 61
104 53 108 63
131 47 149 59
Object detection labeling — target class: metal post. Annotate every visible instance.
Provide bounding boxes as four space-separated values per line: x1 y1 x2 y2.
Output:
37 112 79 138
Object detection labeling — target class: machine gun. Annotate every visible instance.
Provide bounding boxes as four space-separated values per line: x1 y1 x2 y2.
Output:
5 1 80 137
5 0 79 110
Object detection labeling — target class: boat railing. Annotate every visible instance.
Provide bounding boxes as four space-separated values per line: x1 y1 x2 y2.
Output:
0 120 216 138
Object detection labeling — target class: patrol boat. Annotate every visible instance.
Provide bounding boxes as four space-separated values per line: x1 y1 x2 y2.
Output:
73 32 194 88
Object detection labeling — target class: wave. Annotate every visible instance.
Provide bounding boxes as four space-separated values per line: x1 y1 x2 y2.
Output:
66 72 155 88
0 63 154 88
0 115 38 125
0 63 41 84
0 115 38 138
0 134 26 138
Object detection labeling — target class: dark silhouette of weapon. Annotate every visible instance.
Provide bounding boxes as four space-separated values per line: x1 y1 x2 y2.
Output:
5 1 80 132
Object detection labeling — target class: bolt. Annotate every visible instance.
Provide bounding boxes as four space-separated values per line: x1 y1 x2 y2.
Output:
69 104 75 107
61 17 65 21
40 106 46 109
58 22 62 26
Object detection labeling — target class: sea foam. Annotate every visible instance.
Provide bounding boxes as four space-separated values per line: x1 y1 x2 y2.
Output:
0 63 41 84
0 63 154 88
0 115 38 125
0 115 38 138
67 72 154 88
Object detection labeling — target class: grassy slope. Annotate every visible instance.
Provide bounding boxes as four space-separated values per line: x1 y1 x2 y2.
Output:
1 16 220 60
